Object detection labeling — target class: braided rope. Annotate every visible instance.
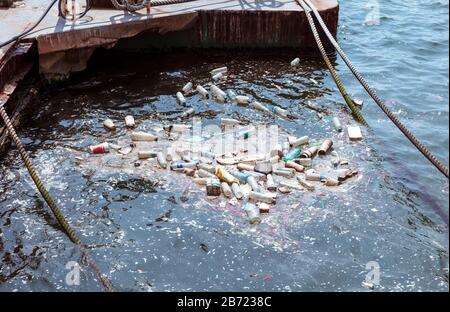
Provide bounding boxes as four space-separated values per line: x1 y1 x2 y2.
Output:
302 0 449 179
0 104 115 292
296 0 368 125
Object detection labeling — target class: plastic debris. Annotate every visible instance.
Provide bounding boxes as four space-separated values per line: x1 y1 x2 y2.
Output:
231 182 243 199
297 177 315 191
215 166 239 184
90 143 109 154
318 139 333 155
125 115 136 128
289 136 309 147
291 58 300 67
250 101 270 113
131 132 158 142
266 174 277 192
249 191 276 204
196 85 209 98
206 179 222 196
332 117 343 132
221 118 240 127
157 152 167 169
243 202 261 224
282 147 302 162
221 182 233 198
210 66 228 76
227 90 237 101
176 92 186 104
235 95 250 105
348 126 363 141
211 85 227 100
285 161 305 172
300 146 318 159
353 98 364 108
182 82 193 94
254 161 273 174
138 151 157 159
103 119 116 131
273 106 289 118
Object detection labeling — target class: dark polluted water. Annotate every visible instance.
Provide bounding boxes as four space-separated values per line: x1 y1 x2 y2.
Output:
0 0 448 293
0 49 447 292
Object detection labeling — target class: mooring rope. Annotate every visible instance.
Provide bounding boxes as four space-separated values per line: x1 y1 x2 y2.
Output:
0 104 115 292
300 0 449 179
295 0 368 126
110 0 198 12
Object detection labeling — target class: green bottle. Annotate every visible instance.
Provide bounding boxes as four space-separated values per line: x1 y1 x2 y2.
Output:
282 147 302 162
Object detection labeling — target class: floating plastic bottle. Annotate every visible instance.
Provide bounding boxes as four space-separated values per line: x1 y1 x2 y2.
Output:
210 85 227 99
291 58 300 67
198 169 216 178
289 136 309 147
176 92 186 104
166 147 174 162
125 115 135 128
305 172 326 181
247 176 261 192
157 152 167 169
163 124 192 132
193 178 209 185
273 106 289 118
285 161 305 172
215 166 239 184
181 107 195 118
295 158 312 167
182 82 193 94
243 202 261 224
237 163 255 171
300 146 318 159
254 161 272 174
297 177 315 191
282 147 302 162
196 85 209 98
130 132 158 142
210 66 228 76
266 174 276 192
250 101 270 113
231 182 243 199
227 90 237 101
212 72 225 80
332 117 343 132
235 95 250 105
318 139 333 155
221 182 233 198
103 119 115 131
198 163 215 173
221 118 240 127
249 191 276 204
138 151 158 159
170 162 198 170
230 171 250 183
272 168 295 179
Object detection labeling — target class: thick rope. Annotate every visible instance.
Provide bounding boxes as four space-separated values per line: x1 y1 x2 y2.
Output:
302 0 449 179
0 104 115 292
296 0 368 125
